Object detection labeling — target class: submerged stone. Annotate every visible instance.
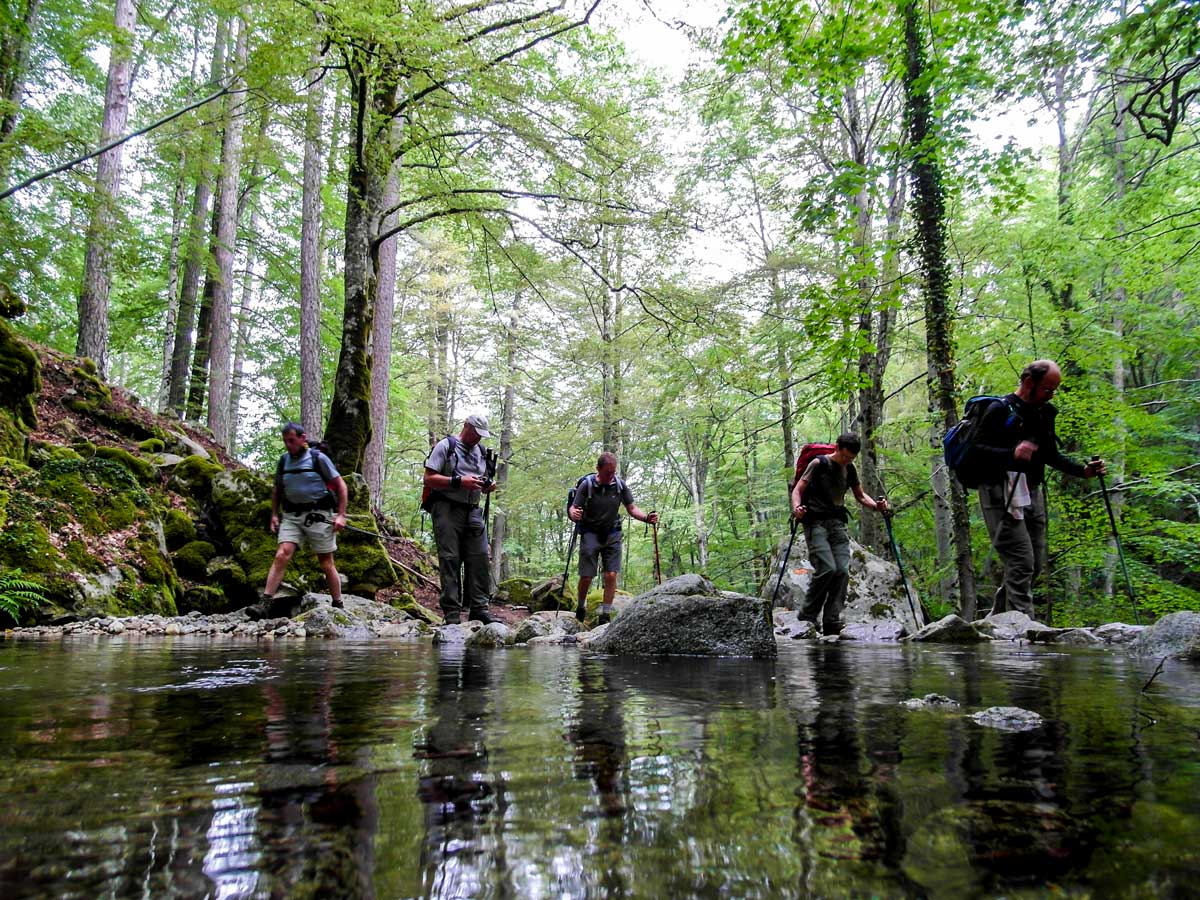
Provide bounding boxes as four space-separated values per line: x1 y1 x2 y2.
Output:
908 614 990 643
969 706 1045 731
841 619 906 642
900 693 960 710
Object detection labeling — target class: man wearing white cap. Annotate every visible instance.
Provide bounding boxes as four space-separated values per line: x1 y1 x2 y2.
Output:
423 414 497 624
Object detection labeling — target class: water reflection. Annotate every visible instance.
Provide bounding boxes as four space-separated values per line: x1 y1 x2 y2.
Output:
0 640 1197 898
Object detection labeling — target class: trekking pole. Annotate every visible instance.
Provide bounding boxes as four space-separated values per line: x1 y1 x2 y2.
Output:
879 496 922 630
559 526 579 612
650 512 662 585
1093 455 1140 624
769 516 802 622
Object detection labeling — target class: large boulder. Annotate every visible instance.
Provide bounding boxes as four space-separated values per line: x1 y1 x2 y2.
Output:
1131 611 1200 660
1094 622 1147 645
908 614 990 644
584 574 776 658
974 610 1057 642
762 532 922 634
0 316 40 461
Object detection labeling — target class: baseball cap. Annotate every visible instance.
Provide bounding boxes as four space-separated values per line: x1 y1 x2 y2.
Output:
465 413 491 438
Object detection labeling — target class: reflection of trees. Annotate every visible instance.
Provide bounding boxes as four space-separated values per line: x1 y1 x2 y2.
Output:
413 645 511 899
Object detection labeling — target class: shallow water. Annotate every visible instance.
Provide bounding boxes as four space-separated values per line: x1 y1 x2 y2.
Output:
0 637 1197 899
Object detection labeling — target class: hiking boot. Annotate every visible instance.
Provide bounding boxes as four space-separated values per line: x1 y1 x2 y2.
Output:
575 603 587 621
469 608 495 625
441 611 462 625
596 611 611 626
331 598 345 609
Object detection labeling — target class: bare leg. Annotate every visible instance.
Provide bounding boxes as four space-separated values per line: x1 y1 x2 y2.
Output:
317 552 342 606
264 543 298 596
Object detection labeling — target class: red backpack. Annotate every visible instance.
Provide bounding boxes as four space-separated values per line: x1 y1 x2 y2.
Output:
788 442 836 495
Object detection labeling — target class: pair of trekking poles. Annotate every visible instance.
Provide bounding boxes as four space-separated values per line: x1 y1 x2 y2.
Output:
558 513 662 612
769 501 921 629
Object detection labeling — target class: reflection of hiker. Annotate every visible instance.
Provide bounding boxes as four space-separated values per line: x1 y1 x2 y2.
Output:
423 414 497 624
263 423 347 608
970 360 1105 620
790 433 889 635
568 452 658 624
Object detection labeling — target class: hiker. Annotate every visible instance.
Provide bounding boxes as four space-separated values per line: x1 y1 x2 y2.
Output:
263 423 348 608
568 452 658 624
423 414 497 624
790 433 889 635
970 360 1105 619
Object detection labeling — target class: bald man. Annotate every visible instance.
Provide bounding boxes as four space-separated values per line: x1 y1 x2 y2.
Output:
971 360 1106 620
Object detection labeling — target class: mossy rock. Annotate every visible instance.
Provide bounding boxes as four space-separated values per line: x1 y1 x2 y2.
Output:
27 441 82 468
95 445 156 484
498 577 533 606
206 555 255 607
70 439 96 458
0 281 27 319
163 508 197 550
179 584 231 615
210 469 397 599
34 456 145 533
173 540 217 579
0 318 40 461
138 438 165 453
168 454 224 503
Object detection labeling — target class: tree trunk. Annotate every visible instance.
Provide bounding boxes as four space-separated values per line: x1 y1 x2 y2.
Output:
1106 58 1130 600
364 127 401 508
167 15 228 416
157 162 188 411
75 0 136 377
490 295 519 586
0 0 42 178
325 52 397 475
600 226 622 454
205 18 249 444
902 0 977 616
300 47 327 437
228 207 259 452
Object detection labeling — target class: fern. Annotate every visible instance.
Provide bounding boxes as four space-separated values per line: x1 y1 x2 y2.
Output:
0 569 45 621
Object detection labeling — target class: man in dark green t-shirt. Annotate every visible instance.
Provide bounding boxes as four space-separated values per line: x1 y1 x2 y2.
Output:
789 433 889 635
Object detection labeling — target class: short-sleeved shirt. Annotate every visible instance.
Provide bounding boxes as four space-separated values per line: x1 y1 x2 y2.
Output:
573 474 634 532
276 448 339 505
800 456 858 519
425 436 488 506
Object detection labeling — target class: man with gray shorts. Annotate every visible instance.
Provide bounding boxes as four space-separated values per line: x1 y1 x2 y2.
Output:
568 452 658 624
263 423 348 608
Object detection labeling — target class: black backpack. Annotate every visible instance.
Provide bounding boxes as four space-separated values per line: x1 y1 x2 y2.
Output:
942 395 1019 487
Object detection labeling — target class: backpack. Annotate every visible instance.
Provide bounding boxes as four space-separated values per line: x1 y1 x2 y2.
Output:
275 447 335 511
567 473 627 526
788 442 837 495
942 395 1019 487
420 435 461 512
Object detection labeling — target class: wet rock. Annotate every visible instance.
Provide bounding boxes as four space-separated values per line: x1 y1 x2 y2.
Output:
584 578 776 658
514 617 556 643
530 610 585 635
974 610 1056 641
432 623 475 645
1055 628 1103 645
969 706 1044 731
466 622 514 648
900 693 960 710
1094 622 1146 645
1131 611 1200 660
907 614 990 644
773 610 818 640
575 622 610 646
840 619 906 642
526 634 571 646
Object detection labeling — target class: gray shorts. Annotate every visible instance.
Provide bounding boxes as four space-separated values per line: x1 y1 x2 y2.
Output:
277 511 337 554
578 529 622 578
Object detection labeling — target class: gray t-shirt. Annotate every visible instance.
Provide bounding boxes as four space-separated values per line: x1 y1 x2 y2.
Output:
573 474 634 532
276 447 339 505
800 456 858 519
425 436 488 505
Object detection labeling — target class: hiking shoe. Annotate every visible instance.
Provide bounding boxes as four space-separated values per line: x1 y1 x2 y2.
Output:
441 612 462 625
469 608 495 625
596 611 611 626
575 604 587 620
331 598 345 609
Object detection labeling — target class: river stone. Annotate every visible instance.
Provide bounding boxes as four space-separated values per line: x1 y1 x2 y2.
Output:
584 582 776 658
1130 611 1200 660
530 610 585 635
300 593 412 625
773 610 818 640
900 693 960 710
432 623 475 645
840 619 906 642
576 622 609 646
969 706 1045 731
907 614 990 643
974 610 1057 641
526 633 571 646
514 617 555 643
639 574 716 599
466 622 514 648
1055 627 1103 645
762 533 922 634
1094 622 1146 645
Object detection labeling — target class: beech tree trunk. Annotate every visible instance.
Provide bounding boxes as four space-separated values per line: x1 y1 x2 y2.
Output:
300 47 327 437
0 0 41 178
167 15 228 416
490 295 519 585
325 51 397 475
600 226 623 455
205 18 249 443
902 0 977 616
75 0 136 377
157 163 188 411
